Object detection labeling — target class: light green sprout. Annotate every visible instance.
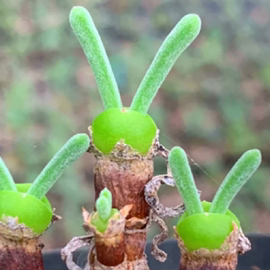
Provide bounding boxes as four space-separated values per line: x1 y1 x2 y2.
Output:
0 158 17 191
169 147 203 216
96 188 112 221
210 149 261 214
28 133 90 199
70 6 122 110
91 188 119 233
130 14 201 114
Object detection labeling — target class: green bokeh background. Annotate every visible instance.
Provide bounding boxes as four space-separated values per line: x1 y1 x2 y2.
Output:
0 0 270 249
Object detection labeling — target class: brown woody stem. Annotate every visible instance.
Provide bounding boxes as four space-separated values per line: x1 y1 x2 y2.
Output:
90 125 156 262
0 220 44 270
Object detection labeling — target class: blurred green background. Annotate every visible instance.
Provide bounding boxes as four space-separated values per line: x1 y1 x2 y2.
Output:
1 0 270 250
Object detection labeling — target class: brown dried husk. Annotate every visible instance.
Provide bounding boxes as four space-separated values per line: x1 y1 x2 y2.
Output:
0 217 45 270
174 223 251 270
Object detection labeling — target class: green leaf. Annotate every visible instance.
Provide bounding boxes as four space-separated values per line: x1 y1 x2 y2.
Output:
69 6 122 110
92 108 157 155
210 149 261 214
0 158 17 191
96 196 111 221
169 147 203 215
130 14 201 114
27 133 90 199
100 188 112 209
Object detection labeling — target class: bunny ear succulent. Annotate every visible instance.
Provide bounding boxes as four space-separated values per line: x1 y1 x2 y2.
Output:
169 147 261 251
70 6 201 155
0 134 90 234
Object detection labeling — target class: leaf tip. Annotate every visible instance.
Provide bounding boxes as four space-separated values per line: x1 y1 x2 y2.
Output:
71 133 90 152
181 13 202 37
69 6 89 26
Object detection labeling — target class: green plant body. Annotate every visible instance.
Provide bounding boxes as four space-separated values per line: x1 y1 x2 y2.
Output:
169 146 261 251
91 188 119 233
70 6 201 155
0 183 52 234
92 108 157 155
0 134 90 234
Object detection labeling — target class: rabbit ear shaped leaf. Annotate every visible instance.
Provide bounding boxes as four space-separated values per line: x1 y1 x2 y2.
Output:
28 133 90 199
169 147 203 216
131 14 201 114
70 6 122 110
210 149 261 214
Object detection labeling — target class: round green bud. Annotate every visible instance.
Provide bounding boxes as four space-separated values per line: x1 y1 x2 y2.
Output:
0 183 53 234
176 201 240 251
92 108 157 155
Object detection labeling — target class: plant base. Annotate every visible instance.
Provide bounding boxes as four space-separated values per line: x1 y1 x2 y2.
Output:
0 219 44 270
174 224 251 270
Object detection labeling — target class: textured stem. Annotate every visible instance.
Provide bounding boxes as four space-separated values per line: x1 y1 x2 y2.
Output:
94 156 153 261
0 223 44 270
179 252 237 270
175 224 251 270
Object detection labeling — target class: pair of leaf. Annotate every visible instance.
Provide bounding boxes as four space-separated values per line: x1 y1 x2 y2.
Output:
69 6 201 114
169 147 261 216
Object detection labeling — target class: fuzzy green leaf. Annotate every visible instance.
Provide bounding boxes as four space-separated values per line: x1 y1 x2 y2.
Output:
210 149 261 214
169 147 203 216
96 196 111 221
0 158 17 191
27 134 90 199
130 14 201 114
70 6 122 110
100 187 112 209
